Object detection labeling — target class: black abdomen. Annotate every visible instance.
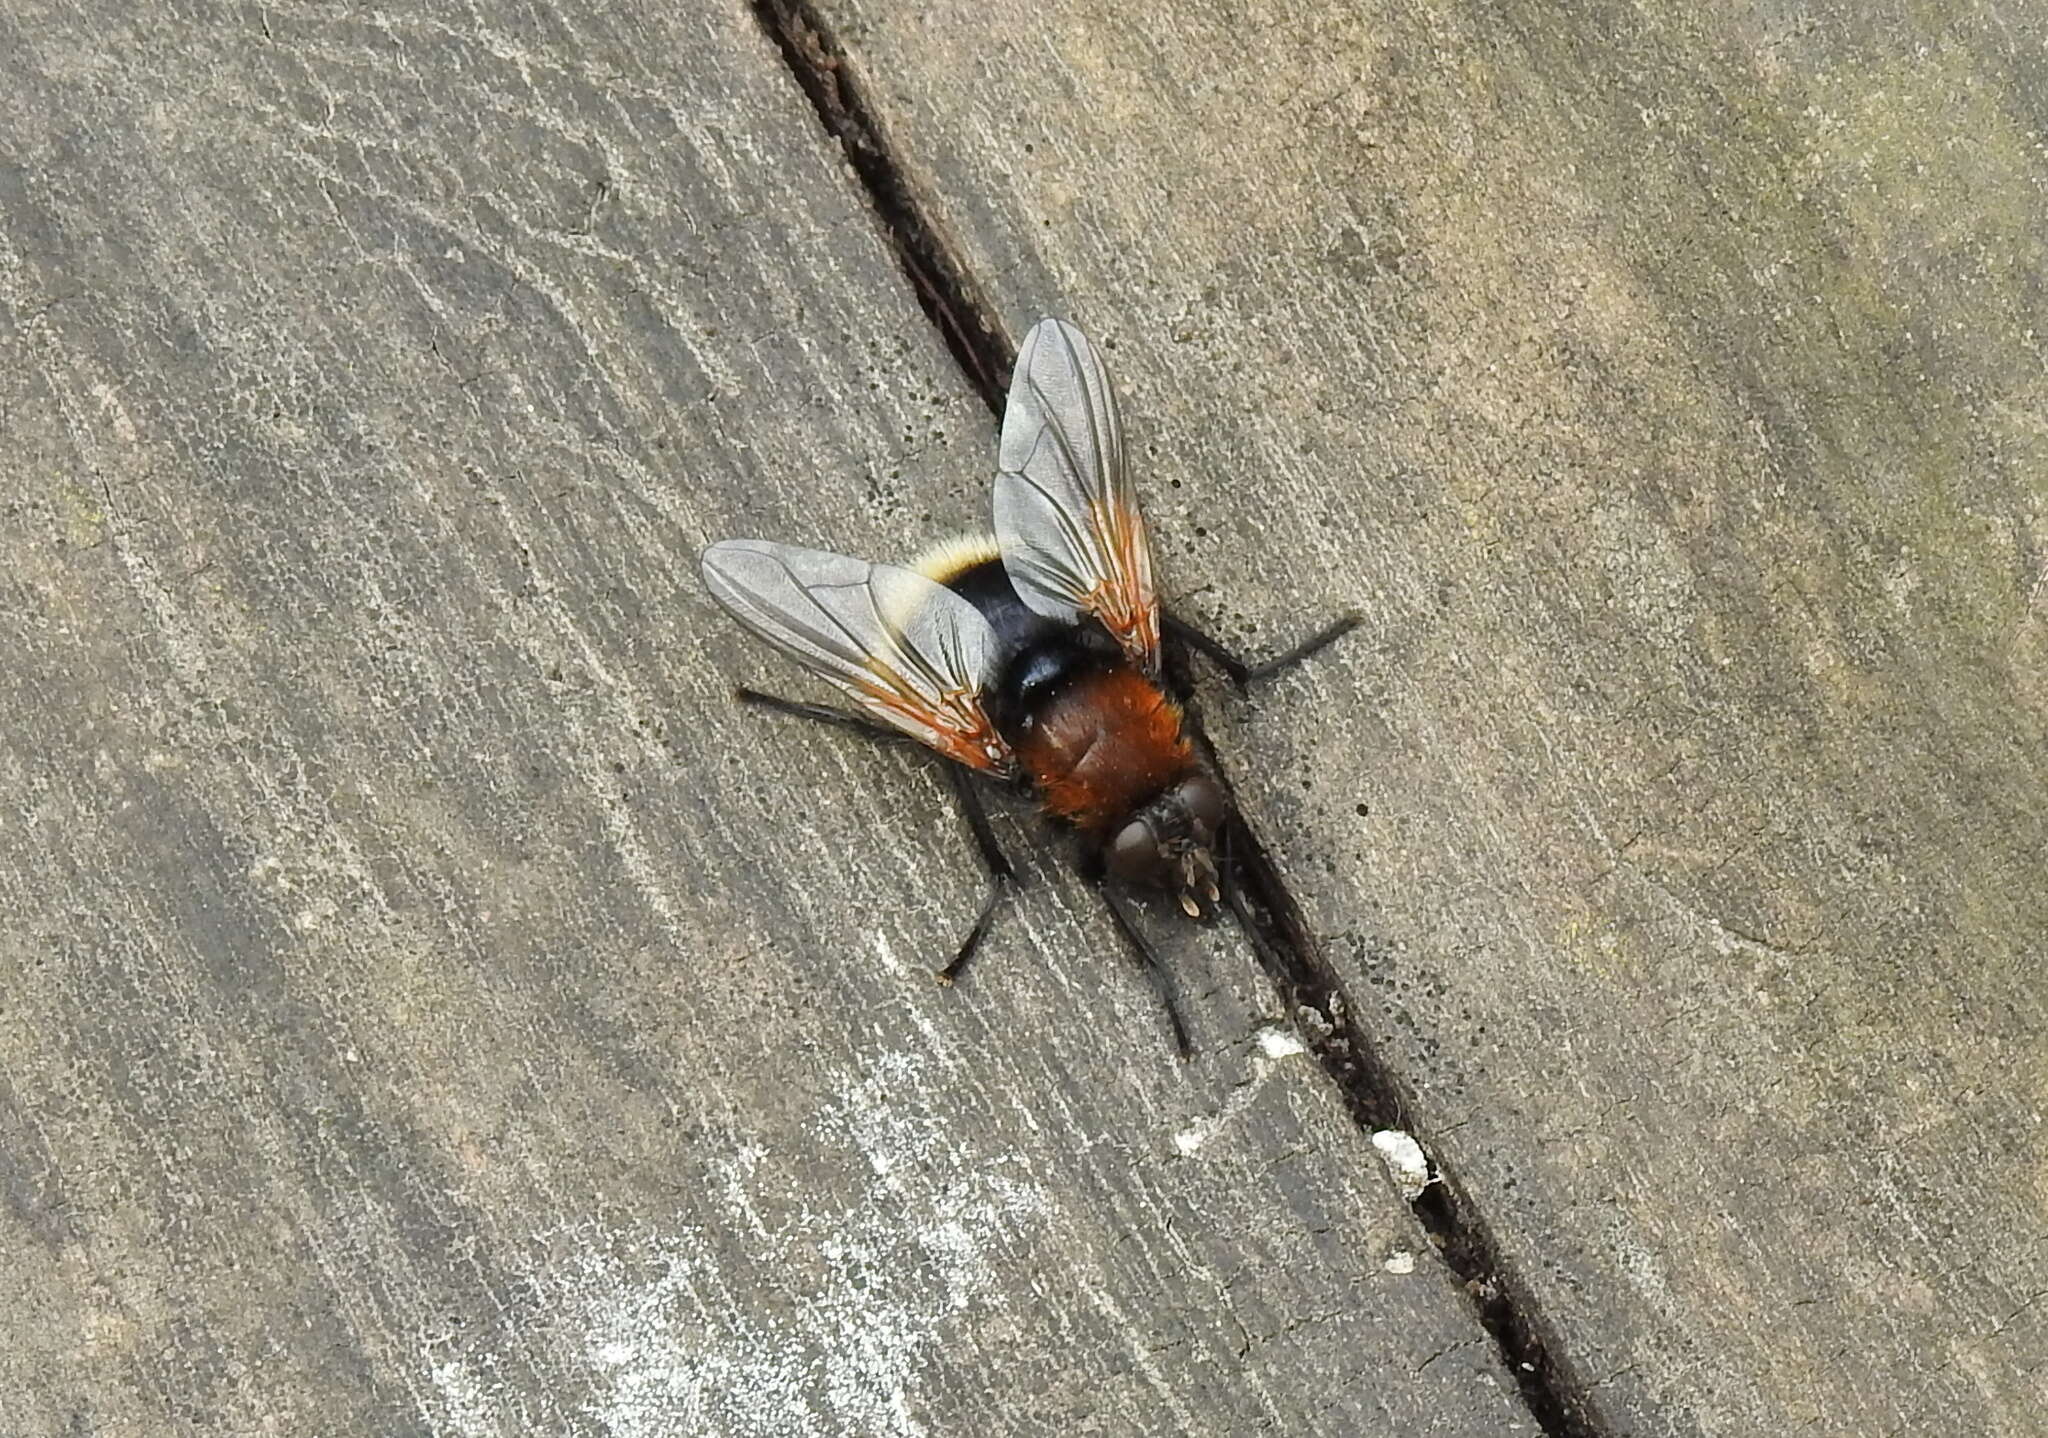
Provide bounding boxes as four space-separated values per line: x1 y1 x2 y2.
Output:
942 556 1116 744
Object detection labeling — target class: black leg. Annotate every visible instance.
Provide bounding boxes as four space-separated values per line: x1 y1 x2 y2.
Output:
937 765 1018 987
735 687 915 745
1162 613 1251 688
1245 613 1362 683
735 687 1020 985
1163 610 1362 691
1087 871 1194 1061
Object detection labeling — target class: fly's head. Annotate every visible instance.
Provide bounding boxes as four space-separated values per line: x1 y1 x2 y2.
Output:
1106 773 1229 919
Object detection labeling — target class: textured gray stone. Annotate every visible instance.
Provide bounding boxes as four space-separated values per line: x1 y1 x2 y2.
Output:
809 0 2048 1431
0 3 1530 1434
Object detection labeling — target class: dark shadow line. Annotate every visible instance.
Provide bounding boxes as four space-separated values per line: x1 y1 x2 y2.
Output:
1216 802 1595 1437
752 0 1010 414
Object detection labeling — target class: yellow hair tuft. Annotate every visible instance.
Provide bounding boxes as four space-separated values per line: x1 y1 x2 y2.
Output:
910 533 1001 584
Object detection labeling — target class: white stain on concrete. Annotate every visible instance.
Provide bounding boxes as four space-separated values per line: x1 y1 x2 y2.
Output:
1371 1129 1435 1202
1253 1024 1307 1059
1174 1024 1310 1156
421 1049 1049 1437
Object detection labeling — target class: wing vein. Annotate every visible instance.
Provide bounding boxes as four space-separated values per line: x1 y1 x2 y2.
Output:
700 539 1013 775
993 318 1159 670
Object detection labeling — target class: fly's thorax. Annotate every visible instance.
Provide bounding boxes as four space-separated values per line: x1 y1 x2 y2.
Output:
992 626 1120 734
1016 666 1195 832
936 554 1071 672
910 534 1002 586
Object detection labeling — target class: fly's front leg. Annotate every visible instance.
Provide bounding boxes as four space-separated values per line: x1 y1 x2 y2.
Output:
734 688 1021 984
1077 850 1194 1061
1162 610 1361 693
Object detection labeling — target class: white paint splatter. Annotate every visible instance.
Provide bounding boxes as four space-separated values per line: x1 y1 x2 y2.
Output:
1253 1025 1307 1059
1371 1129 1434 1202
419 1050 1049 1437
1172 1027 1308 1156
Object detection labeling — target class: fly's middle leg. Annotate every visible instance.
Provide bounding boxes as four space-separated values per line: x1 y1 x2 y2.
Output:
1162 610 1362 692
937 765 1018 987
734 687 1022 986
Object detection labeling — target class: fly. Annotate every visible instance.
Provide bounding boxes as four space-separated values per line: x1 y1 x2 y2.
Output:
701 318 1356 1056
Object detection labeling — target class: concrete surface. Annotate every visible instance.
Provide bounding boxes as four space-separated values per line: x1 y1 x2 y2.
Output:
0 2 1540 1435
810 0 2048 1431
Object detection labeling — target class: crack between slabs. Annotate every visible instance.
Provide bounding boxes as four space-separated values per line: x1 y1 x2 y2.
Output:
752 3 1614 1435
1213 806 1602 1438
753 0 1009 414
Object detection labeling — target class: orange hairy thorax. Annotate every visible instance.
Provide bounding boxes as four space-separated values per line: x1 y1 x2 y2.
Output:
1016 667 1195 832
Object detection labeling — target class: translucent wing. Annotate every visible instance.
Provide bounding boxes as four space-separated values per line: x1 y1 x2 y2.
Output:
993 317 1161 671
701 539 1014 775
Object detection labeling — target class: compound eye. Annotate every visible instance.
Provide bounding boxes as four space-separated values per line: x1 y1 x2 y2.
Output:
1178 775 1228 836
1108 819 1167 886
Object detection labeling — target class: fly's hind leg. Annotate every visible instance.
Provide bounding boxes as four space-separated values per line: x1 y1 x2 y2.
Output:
734 688 1020 985
1162 610 1361 693
735 687 914 743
